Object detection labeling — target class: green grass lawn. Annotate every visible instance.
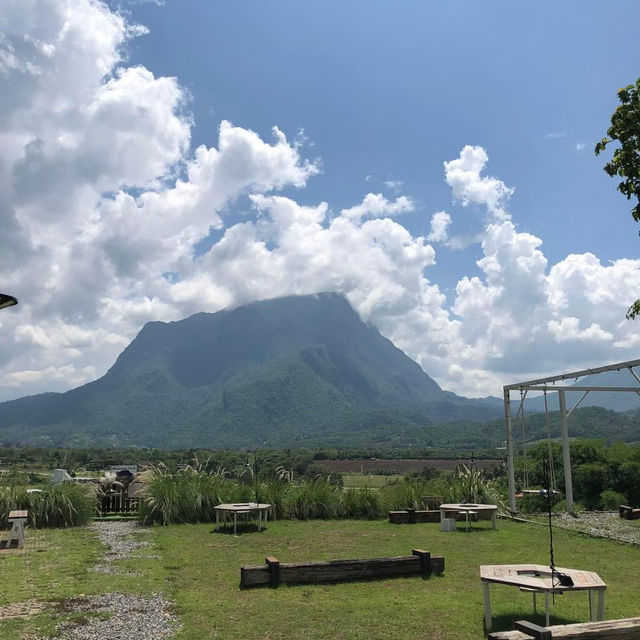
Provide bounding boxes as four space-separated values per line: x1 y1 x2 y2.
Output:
2 518 640 639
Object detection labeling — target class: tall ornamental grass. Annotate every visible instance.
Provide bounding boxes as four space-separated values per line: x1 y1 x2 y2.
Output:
136 463 505 525
138 464 242 525
0 483 94 528
339 486 384 519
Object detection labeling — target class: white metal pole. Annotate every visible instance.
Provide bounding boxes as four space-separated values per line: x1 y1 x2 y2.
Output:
558 390 574 514
504 389 517 513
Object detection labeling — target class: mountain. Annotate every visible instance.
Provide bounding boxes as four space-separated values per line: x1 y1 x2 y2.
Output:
0 293 502 449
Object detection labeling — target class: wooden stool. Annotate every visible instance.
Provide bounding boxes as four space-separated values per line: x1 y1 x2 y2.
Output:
1 510 28 549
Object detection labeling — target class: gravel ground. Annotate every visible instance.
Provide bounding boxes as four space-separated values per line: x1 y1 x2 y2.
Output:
36 521 181 640
89 520 152 574
526 511 640 545
51 593 180 640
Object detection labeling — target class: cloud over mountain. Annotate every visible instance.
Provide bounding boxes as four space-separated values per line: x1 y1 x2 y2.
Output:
1 0 639 403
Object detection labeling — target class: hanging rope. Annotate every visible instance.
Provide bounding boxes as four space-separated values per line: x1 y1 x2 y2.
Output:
519 389 529 490
543 390 557 491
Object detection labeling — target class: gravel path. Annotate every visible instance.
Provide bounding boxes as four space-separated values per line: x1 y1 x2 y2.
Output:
89 520 152 574
37 521 181 640
51 593 180 640
526 511 640 545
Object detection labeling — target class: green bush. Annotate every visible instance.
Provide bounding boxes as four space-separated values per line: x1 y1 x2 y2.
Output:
379 478 428 510
0 483 94 528
339 487 384 519
286 478 340 520
600 489 627 510
138 464 240 525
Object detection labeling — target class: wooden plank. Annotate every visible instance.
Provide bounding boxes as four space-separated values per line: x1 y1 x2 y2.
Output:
8 510 28 520
265 556 280 588
388 510 441 524
490 617 640 640
514 621 551 639
241 566 271 587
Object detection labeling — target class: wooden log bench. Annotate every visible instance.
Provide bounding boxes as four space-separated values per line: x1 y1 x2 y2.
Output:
488 617 640 639
618 505 640 520
388 509 441 524
0 510 28 550
240 548 444 588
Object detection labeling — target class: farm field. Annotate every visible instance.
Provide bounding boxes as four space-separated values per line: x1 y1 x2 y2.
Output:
316 458 503 474
1 517 640 639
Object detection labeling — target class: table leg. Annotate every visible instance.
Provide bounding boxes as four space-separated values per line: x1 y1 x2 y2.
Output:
491 511 497 530
233 513 237 535
215 510 219 531
545 591 550 626
483 581 492 631
589 589 595 621
532 591 537 614
598 589 605 621
465 511 470 532
258 510 262 531
265 508 268 526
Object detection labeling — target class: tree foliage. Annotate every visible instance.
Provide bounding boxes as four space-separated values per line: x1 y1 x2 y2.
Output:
595 78 640 317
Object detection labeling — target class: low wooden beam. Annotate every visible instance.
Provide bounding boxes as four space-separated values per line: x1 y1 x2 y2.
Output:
240 550 445 588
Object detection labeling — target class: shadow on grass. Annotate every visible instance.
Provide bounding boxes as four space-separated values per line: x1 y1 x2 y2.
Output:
488 611 580 635
210 523 268 535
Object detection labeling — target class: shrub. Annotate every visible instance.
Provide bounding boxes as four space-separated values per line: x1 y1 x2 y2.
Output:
379 478 427 511
339 486 383 519
0 483 94 528
286 477 340 520
600 489 627 511
138 464 239 525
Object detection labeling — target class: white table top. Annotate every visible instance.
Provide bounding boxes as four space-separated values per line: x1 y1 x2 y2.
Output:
440 503 498 511
480 564 606 592
214 503 271 513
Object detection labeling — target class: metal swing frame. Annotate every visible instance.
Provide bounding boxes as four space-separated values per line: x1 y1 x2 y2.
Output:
504 358 640 514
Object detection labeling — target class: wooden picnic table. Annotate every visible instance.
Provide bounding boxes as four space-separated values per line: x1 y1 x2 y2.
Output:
1 510 28 550
439 503 498 531
214 503 272 535
480 564 606 631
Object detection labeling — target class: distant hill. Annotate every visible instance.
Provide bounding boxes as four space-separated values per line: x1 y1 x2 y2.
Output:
524 369 640 413
0 293 502 448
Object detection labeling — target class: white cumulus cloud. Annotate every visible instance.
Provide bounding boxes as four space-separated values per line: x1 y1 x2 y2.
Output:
0 0 639 404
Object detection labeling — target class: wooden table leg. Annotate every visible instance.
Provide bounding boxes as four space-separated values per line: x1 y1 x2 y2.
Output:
545 591 550 626
598 588 605 621
483 581 492 631
233 513 237 535
589 589 595 621
491 511 497 530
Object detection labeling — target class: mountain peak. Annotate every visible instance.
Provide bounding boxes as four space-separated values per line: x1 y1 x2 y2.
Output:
0 292 501 448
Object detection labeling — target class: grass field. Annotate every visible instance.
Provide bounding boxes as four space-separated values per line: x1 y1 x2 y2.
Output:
1 518 640 639
341 474 405 488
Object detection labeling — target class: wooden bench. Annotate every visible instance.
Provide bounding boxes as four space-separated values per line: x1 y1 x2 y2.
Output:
489 616 640 639
241 548 445 588
1 510 28 550
619 505 640 520
388 509 441 524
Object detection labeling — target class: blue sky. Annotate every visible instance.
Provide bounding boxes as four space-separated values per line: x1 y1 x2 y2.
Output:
1 0 640 401
122 0 640 288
